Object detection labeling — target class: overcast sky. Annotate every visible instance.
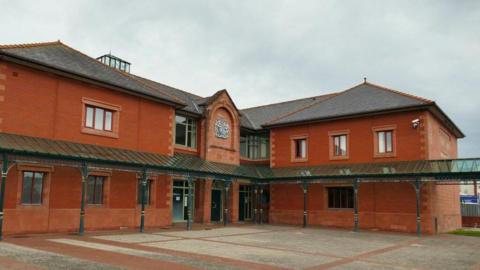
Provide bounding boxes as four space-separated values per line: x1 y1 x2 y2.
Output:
1 1 479 157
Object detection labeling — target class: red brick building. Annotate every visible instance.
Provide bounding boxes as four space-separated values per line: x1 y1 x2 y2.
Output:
0 41 469 237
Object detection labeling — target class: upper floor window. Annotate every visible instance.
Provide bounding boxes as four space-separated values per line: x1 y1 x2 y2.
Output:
82 98 121 138
85 105 113 131
175 115 197 148
87 175 105 205
333 135 347 157
377 130 393 153
291 137 307 161
240 132 270 160
373 126 396 157
21 171 44 205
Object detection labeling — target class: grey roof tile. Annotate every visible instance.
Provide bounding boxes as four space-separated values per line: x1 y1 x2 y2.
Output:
0 41 186 106
264 83 431 126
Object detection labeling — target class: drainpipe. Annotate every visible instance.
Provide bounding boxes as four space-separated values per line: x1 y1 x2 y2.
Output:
0 153 8 241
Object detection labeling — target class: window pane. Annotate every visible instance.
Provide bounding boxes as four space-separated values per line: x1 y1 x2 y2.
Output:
340 135 347 156
300 139 306 158
21 172 33 204
386 131 393 152
94 108 104 130
378 132 385 153
32 172 44 204
95 177 104 204
85 107 94 128
104 111 112 131
87 176 96 204
175 123 186 145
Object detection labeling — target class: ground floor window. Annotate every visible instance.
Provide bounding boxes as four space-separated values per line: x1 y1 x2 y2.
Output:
21 171 45 205
87 176 105 205
137 179 153 205
327 187 353 209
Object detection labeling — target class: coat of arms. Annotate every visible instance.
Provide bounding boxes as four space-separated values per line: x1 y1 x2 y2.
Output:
215 118 230 139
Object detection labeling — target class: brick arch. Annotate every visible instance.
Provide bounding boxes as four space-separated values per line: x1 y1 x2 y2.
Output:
203 97 241 165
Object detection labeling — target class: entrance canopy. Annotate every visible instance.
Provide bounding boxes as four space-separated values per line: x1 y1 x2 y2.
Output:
1 132 480 182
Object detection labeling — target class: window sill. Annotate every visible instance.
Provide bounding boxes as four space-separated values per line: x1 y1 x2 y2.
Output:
327 208 354 211
210 145 235 152
291 158 308 163
374 153 397 158
329 155 349 161
240 157 270 161
82 128 119 139
175 145 198 152
86 204 105 208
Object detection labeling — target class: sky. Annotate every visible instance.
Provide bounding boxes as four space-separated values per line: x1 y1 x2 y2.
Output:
1 0 479 157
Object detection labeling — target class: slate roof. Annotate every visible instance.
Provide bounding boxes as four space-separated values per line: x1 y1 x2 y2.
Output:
240 93 339 130
263 82 432 126
1 132 477 180
0 41 186 107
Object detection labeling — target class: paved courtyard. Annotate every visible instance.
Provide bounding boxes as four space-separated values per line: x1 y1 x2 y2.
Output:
0 225 479 270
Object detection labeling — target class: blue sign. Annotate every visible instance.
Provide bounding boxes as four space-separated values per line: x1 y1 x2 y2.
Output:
460 195 479 204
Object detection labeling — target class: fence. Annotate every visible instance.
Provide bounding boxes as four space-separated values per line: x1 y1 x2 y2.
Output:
461 203 480 217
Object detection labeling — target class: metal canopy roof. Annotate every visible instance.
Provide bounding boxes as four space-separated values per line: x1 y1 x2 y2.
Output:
0 132 479 182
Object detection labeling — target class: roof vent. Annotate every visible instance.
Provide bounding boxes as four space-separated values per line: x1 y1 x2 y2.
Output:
97 54 130 73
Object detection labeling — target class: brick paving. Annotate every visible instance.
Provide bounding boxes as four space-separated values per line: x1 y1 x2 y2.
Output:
1 225 479 270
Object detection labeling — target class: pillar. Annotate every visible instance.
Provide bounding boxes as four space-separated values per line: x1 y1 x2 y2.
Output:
302 181 308 228
228 181 239 223
186 177 194 230
79 161 89 236
0 153 8 240
224 181 231 226
414 178 422 238
353 178 359 232
139 168 148 233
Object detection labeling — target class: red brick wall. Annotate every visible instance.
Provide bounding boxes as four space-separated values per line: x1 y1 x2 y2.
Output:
270 182 442 234
3 165 172 235
270 110 427 167
0 62 174 155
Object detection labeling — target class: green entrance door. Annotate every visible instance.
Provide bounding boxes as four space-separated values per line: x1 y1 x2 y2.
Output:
211 189 222 222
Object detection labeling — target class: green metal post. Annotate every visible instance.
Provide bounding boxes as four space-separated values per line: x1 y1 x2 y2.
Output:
186 177 194 231
353 178 359 232
415 178 421 238
302 181 308 228
140 168 147 233
0 153 9 241
79 161 88 236
259 186 264 225
253 183 258 224
224 181 231 226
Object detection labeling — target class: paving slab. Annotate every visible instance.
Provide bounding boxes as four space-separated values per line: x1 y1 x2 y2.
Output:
93 233 179 243
370 237 480 270
0 242 123 270
156 227 269 238
144 238 337 269
209 228 414 257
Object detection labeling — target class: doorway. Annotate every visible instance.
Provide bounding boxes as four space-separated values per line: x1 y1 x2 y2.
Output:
239 185 252 221
172 180 194 222
211 189 223 222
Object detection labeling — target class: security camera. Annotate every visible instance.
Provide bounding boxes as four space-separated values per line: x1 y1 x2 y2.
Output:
412 119 420 128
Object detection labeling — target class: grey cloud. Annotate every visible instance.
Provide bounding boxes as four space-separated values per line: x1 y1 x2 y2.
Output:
1 0 479 157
